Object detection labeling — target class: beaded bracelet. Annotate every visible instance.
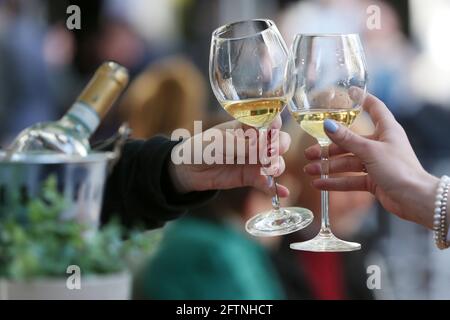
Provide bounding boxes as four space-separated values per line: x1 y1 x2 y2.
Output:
434 175 450 250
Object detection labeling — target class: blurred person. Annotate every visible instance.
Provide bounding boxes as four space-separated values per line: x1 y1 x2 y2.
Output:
270 112 376 300
96 18 149 76
88 17 155 140
120 55 207 138
138 186 285 299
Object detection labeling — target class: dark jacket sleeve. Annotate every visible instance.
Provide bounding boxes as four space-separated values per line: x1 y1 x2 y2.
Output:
100 136 218 229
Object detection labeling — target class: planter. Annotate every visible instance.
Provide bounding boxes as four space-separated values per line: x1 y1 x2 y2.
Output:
0 272 131 300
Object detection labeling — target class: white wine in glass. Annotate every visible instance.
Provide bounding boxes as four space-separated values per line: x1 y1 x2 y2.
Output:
223 98 286 128
291 108 361 146
210 19 314 237
288 33 368 252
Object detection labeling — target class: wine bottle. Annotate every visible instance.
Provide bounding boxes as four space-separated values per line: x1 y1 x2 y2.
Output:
7 61 129 156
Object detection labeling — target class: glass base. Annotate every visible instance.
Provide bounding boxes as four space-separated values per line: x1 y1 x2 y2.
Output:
245 207 313 237
289 229 361 252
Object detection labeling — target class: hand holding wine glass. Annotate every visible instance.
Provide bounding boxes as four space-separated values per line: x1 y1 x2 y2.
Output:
209 19 313 237
288 33 367 251
303 93 440 230
169 116 292 198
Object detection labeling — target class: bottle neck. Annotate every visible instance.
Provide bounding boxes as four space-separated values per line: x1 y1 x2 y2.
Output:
62 101 100 138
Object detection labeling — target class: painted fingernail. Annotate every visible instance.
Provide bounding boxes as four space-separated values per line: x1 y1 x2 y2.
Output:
324 119 339 133
267 176 274 188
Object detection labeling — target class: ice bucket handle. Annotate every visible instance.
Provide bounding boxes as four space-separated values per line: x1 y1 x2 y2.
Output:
105 123 132 175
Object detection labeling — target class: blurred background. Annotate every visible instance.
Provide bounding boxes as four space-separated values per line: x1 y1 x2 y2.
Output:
1 0 450 299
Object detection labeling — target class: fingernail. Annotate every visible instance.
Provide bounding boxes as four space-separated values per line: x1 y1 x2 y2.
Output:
267 176 273 188
324 119 339 133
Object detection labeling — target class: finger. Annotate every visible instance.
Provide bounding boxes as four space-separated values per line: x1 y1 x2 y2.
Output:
323 119 377 159
362 93 397 129
275 183 290 197
270 156 286 177
304 155 365 175
227 129 290 164
269 114 282 130
258 156 285 179
312 175 369 192
214 118 289 164
275 131 291 156
304 143 350 160
256 129 290 160
223 128 258 163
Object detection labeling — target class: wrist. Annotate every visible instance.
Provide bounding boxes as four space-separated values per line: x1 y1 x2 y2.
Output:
406 172 439 229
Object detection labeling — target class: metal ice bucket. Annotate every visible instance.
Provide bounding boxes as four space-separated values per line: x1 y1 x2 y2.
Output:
0 151 114 228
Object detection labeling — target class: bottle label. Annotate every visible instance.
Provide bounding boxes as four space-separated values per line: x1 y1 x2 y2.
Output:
67 102 100 133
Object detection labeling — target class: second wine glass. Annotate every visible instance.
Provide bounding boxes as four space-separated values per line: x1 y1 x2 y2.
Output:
288 33 368 251
209 19 313 237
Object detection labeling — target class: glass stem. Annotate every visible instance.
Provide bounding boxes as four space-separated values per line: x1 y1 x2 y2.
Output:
259 127 281 212
268 175 281 211
319 143 331 234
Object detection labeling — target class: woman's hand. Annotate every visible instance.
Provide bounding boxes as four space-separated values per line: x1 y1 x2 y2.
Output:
303 94 439 229
169 116 291 198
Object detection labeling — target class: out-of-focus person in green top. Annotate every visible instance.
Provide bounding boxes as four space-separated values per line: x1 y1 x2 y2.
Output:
138 187 284 300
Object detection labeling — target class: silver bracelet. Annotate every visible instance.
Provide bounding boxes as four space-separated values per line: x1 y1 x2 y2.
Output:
434 175 450 250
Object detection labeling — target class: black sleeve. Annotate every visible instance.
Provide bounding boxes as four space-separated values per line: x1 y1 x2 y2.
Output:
99 136 218 229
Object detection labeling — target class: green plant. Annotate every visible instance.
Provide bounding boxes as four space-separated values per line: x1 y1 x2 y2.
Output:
0 176 161 280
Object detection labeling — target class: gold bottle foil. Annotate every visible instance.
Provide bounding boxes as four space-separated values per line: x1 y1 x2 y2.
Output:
77 61 129 119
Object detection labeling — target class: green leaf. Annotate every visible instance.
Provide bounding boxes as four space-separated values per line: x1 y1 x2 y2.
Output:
0 175 161 279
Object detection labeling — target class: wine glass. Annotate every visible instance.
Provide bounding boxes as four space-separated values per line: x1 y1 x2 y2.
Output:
209 19 313 237
288 34 368 251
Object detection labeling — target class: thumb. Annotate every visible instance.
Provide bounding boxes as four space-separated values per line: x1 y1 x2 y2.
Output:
323 119 374 158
